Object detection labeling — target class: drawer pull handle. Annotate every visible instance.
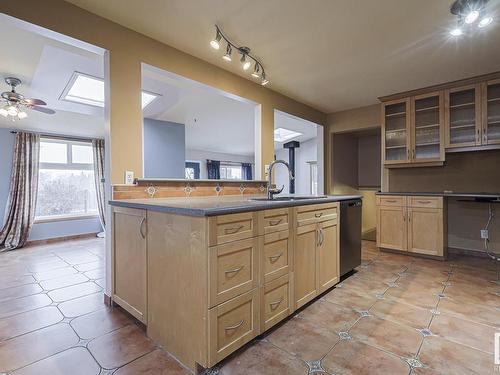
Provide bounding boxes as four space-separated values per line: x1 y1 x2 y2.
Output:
268 252 283 262
417 200 431 204
269 297 284 310
139 217 146 239
224 266 244 276
314 213 323 218
269 218 283 226
385 199 397 203
225 319 245 331
224 225 244 234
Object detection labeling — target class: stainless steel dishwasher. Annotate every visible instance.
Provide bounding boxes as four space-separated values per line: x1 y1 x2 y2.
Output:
340 198 362 276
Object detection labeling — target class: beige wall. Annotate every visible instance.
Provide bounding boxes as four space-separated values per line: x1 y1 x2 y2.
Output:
1 0 326 184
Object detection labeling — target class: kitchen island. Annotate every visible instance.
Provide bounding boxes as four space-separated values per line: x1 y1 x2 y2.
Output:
109 194 360 373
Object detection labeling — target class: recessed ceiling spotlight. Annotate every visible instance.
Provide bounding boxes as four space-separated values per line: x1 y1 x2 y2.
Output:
478 16 493 27
464 10 480 23
222 44 232 61
208 25 269 85
210 29 222 50
450 27 464 36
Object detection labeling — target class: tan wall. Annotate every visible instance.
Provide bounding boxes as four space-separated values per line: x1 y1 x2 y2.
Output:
327 104 380 134
1 0 326 184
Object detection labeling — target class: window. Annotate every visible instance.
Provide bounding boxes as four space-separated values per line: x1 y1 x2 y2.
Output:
61 72 159 109
185 161 200 179
220 164 242 180
36 139 98 221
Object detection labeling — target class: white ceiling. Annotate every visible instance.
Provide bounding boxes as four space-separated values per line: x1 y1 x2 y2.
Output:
142 64 256 156
65 0 500 113
0 20 105 137
274 110 317 150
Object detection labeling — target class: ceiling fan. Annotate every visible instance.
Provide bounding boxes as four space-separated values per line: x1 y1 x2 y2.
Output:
0 77 56 120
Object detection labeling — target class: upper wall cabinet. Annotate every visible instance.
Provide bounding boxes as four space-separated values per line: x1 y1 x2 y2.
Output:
382 93 444 167
482 79 500 145
445 84 481 149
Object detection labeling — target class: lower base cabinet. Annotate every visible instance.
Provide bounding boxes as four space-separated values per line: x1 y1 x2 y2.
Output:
112 203 340 373
376 195 445 257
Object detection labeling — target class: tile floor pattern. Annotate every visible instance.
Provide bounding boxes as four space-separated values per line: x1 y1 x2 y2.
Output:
0 239 499 374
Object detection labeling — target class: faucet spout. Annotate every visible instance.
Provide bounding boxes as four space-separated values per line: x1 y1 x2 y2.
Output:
267 160 293 200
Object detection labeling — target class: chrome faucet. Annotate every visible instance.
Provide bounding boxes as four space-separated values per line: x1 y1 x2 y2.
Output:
267 160 294 200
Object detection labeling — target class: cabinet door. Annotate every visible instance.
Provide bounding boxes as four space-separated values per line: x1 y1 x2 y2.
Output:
294 223 318 309
317 220 339 294
383 99 411 165
407 208 443 257
376 206 407 251
112 207 147 322
482 79 500 145
412 92 444 162
445 84 481 148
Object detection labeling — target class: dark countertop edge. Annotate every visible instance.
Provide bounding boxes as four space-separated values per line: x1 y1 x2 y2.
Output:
109 195 362 217
135 178 267 184
376 192 500 198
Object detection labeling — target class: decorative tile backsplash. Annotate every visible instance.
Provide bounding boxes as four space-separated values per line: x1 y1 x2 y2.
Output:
112 180 267 200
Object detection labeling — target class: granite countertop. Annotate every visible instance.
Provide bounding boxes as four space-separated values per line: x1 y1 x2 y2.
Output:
376 192 500 199
109 194 362 217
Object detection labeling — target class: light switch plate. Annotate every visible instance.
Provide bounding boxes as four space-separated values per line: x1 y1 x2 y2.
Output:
125 170 134 185
481 229 489 239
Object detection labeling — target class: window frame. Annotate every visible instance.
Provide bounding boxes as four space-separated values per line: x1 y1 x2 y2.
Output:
219 162 243 180
35 137 99 223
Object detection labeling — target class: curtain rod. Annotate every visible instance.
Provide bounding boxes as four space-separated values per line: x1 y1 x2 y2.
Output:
206 159 254 165
9 131 103 143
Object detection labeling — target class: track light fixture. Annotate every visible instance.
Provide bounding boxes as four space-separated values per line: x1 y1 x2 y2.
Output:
209 25 269 86
449 0 494 36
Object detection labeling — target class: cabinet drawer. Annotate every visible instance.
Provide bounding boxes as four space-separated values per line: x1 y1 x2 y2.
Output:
377 195 406 207
262 230 291 284
262 208 290 234
208 289 260 366
408 196 443 209
261 274 292 331
209 212 259 246
296 203 338 227
209 238 259 307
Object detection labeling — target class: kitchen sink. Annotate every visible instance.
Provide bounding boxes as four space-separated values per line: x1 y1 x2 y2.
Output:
250 196 327 202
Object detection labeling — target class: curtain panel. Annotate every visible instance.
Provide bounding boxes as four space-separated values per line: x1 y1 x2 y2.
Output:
242 163 253 180
207 159 220 179
92 139 106 229
0 132 40 251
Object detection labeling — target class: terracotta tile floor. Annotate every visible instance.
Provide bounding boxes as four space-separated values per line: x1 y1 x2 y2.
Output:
1 239 499 374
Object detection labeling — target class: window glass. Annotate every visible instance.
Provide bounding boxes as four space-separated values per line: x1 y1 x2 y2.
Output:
185 167 195 179
220 165 242 180
36 139 98 220
72 144 93 164
40 142 67 164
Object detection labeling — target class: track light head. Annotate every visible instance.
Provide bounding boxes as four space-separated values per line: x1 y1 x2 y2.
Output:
261 72 269 86
478 16 493 27
222 44 232 61
210 29 222 50
240 52 251 70
251 63 260 78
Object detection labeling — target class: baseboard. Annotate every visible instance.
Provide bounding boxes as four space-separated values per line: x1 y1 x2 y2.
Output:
447 246 500 259
26 232 100 247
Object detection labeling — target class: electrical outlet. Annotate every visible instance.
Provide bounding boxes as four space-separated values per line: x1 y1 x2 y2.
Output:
481 229 489 239
124 170 134 185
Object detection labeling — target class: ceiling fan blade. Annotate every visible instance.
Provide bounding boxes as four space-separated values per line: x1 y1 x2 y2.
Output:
23 98 47 106
31 106 56 115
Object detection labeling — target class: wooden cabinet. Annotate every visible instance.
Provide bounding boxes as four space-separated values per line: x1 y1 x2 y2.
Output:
294 203 340 309
382 94 444 167
376 195 445 258
482 79 500 145
112 207 147 323
445 84 481 149
113 202 340 372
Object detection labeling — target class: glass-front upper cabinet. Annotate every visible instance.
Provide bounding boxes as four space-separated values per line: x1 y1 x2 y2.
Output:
482 79 500 145
445 84 481 148
412 92 444 162
383 99 410 164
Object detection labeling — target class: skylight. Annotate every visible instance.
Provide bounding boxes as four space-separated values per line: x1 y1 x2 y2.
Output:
61 72 159 109
274 127 302 143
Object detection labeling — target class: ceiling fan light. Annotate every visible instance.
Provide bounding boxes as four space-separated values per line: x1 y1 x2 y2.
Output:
0 108 8 117
17 111 27 119
478 16 493 28
210 29 222 50
464 10 480 24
